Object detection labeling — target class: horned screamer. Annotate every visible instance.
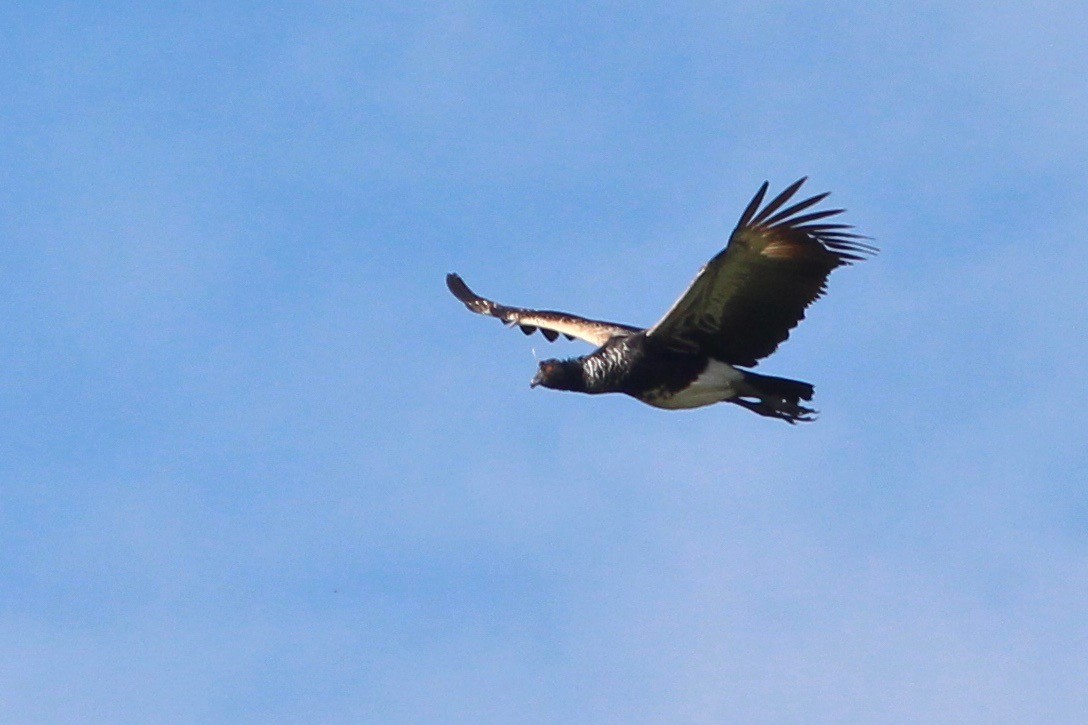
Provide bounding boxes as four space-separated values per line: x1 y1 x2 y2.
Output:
447 179 875 423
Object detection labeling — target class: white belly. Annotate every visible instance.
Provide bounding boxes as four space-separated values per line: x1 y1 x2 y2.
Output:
642 360 745 410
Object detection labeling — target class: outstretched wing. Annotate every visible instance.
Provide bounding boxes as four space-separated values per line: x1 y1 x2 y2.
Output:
647 178 876 367
446 273 641 347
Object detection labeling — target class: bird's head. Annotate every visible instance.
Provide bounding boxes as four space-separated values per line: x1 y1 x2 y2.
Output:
531 358 583 391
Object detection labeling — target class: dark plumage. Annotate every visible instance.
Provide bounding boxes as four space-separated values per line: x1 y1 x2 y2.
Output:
447 179 875 423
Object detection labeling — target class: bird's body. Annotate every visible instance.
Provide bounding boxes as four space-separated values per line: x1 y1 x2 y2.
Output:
528 331 815 418
542 333 730 405
634 355 747 410
447 179 874 423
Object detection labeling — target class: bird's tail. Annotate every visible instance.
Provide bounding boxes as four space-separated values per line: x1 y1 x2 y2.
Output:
732 370 817 424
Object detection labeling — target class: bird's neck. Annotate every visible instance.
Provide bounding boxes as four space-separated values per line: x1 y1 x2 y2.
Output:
579 340 639 393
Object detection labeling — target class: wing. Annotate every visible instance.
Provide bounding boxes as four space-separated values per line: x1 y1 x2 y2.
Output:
646 178 876 367
446 273 641 346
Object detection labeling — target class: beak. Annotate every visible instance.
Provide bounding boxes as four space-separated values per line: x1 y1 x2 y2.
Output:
530 370 544 388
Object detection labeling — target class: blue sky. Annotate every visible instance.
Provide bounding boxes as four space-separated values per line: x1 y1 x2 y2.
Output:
2 2 1087 722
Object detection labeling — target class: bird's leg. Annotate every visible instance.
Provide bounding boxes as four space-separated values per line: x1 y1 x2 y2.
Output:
731 396 817 424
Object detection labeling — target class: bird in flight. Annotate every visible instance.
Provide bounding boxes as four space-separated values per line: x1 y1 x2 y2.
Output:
447 178 875 423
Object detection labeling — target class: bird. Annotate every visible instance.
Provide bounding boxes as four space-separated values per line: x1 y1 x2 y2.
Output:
446 178 875 423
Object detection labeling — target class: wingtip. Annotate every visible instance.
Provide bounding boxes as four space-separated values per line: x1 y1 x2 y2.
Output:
750 177 809 226
446 272 475 303
737 181 771 228
446 272 500 317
